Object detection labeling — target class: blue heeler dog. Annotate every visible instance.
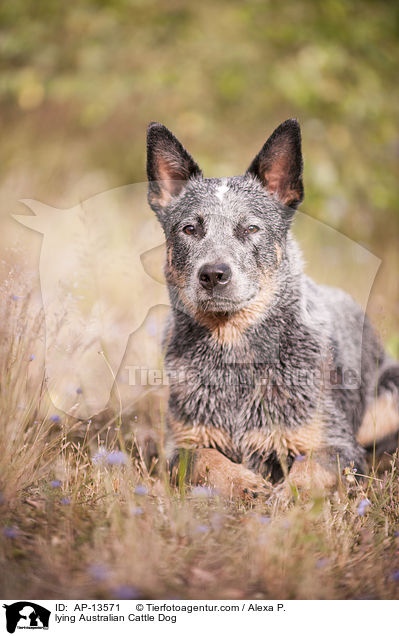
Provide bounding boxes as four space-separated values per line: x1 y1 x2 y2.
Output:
146 119 399 497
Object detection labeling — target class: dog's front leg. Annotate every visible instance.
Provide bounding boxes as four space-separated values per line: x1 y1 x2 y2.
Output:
283 439 366 497
171 447 271 500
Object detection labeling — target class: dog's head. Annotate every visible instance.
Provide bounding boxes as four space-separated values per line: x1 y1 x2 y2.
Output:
146 120 303 324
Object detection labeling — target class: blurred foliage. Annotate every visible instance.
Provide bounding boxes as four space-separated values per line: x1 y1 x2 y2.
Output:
0 0 398 264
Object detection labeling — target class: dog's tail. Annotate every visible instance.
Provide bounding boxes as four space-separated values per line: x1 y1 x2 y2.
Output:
357 362 399 460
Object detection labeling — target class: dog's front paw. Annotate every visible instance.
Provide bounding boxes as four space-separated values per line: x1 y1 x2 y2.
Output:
191 448 271 501
282 453 338 499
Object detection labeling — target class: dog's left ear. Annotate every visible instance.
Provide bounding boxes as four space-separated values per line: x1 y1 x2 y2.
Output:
246 119 304 209
147 122 202 216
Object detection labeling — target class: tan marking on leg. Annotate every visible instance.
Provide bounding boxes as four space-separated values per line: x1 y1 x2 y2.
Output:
240 429 273 459
357 392 399 446
283 420 325 455
286 452 337 493
191 448 271 499
169 418 234 456
241 420 325 463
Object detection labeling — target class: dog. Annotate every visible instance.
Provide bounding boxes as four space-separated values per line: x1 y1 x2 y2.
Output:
146 119 399 497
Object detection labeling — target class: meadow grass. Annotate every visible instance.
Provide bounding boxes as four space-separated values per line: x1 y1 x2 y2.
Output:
1 293 399 601
1 0 399 603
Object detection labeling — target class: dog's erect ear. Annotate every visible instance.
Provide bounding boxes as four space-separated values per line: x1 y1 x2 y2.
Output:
246 119 304 209
147 122 202 215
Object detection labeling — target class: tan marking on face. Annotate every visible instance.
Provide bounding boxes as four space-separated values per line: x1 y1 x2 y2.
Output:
176 287 198 316
165 243 186 287
357 392 399 446
241 420 325 462
169 418 234 455
196 272 277 346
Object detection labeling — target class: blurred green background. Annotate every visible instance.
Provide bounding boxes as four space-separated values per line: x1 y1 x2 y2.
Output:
0 0 398 343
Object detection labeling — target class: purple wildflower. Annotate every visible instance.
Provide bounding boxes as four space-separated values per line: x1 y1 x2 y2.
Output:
29 354 35 361
76 387 83 394
130 507 143 516
294 454 306 462
357 498 371 516
259 515 271 524
3 526 19 539
92 447 109 465
134 485 148 496
60 497 70 505
316 558 329 569
391 571 399 583
50 414 61 423
195 524 209 534
112 585 140 600
107 451 127 466
88 563 109 582
51 480 62 488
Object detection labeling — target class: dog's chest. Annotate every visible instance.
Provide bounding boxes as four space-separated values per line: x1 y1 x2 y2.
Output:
168 353 257 428
166 336 321 437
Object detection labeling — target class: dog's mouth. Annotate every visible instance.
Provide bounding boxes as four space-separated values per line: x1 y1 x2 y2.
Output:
196 293 257 315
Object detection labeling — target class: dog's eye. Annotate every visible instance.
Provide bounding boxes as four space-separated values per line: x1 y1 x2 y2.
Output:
182 225 196 235
247 225 260 234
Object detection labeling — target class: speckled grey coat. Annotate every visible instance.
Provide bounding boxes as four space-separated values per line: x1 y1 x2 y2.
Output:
146 119 398 482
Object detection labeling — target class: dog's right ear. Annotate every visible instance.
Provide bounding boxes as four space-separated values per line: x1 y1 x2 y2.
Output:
146 123 202 216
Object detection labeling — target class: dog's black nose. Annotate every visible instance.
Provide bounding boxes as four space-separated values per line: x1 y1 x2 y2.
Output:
198 263 232 291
